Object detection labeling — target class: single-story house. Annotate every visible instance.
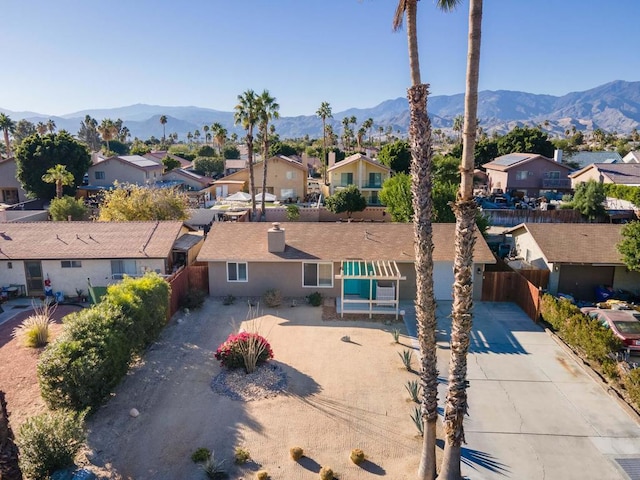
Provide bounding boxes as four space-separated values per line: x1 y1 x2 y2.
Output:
197 222 495 306
0 157 28 206
504 223 640 301
224 159 247 176
87 155 164 187
564 151 622 169
0 221 202 298
569 162 640 188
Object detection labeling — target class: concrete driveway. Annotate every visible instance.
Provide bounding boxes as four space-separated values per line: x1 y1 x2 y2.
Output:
404 301 640 480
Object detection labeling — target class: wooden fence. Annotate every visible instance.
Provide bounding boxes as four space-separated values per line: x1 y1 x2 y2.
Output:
166 265 209 321
481 269 548 322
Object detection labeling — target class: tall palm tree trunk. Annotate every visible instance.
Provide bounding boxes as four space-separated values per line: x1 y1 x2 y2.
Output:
322 119 327 184
439 1 483 478
409 84 438 480
247 134 257 220
2 131 10 157
261 137 268 220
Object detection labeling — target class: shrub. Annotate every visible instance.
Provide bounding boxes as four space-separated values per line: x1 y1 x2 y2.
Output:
192 447 211 463
234 447 251 464
202 452 227 480
223 294 235 305
16 409 86 480
405 380 421 403
319 466 334 480
214 332 274 372
181 289 207 310
410 406 423 436
350 448 365 465
256 471 269 480
12 301 55 347
307 291 322 307
290 446 304 461
625 368 640 406
263 289 282 308
398 349 413 370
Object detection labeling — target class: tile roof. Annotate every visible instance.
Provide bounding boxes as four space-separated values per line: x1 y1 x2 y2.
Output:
570 163 640 185
0 221 184 260
197 222 495 264
566 151 622 168
505 223 625 264
327 153 391 172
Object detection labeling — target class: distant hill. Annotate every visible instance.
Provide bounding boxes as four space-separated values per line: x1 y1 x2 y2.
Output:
2 80 639 141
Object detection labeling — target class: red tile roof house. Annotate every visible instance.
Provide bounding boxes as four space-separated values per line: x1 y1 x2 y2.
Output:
483 153 573 197
197 222 495 316
505 223 640 301
0 221 202 298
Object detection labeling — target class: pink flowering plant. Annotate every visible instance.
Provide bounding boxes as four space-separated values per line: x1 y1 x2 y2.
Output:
214 332 274 372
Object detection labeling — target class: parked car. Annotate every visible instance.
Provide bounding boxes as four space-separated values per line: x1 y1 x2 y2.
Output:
580 306 640 352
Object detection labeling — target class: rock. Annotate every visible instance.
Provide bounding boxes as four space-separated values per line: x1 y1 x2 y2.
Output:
129 408 139 418
341 335 351 342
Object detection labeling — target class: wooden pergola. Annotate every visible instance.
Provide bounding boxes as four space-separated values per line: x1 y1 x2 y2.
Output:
335 260 406 319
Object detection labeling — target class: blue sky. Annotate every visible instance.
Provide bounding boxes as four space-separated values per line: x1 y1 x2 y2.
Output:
3 0 639 117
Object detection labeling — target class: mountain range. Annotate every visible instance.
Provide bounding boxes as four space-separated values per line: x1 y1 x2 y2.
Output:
2 80 639 142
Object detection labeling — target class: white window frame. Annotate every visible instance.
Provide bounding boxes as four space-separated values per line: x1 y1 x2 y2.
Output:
227 262 248 282
302 262 333 288
61 260 82 268
286 170 296 180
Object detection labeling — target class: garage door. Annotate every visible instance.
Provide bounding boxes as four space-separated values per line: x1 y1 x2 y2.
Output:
558 265 614 301
434 261 455 300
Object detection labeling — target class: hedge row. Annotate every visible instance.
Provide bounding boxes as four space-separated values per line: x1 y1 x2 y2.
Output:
38 274 170 411
540 294 621 377
603 184 640 206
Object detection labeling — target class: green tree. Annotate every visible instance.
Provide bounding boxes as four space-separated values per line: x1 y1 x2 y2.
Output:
324 185 366 218
160 115 167 142
97 119 117 153
497 125 554 158
235 90 260 219
0 113 16 157
617 221 640 272
162 156 181 172
223 145 241 159
432 154 461 185
378 140 411 174
49 195 88 221
12 119 36 147
98 183 189 221
393 1 460 478
270 141 298 157
572 179 606 221
380 173 413 222
257 90 280 218
15 132 90 200
197 145 216 157
77 115 101 152
193 156 224 176
473 137 498 166
130 139 151 156
286 204 300 221
211 123 228 154
42 164 75 199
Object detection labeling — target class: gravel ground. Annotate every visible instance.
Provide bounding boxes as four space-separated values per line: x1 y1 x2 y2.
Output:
211 362 288 401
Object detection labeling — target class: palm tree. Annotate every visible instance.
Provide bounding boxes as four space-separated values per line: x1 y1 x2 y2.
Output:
0 113 16 157
362 117 374 146
356 127 366 150
439 1 482 479
256 90 280 220
97 119 117 153
393 1 460 479
203 125 210 145
36 122 47 136
341 117 350 151
120 126 131 143
42 164 74 199
46 119 56 133
212 123 227 154
194 129 201 144
187 131 193 145
452 114 463 144
316 101 332 184
160 115 168 142
235 89 260 219
378 125 384 148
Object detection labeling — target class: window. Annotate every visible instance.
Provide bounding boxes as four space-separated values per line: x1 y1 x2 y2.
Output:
303 262 333 288
515 171 528 180
95 171 105 180
340 172 353 185
227 262 248 282
280 188 295 200
111 259 137 279
286 171 296 180
61 260 82 268
7 262 12 269
547 171 560 179
369 172 382 187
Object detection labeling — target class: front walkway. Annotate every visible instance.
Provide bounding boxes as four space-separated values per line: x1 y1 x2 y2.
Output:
402 300 640 480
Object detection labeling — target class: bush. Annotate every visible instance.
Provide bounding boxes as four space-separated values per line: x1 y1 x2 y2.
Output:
263 289 282 308
256 471 269 480
319 466 334 480
38 274 170 410
214 332 274 372
234 447 251 464
16 410 85 480
202 452 227 480
307 292 322 307
192 447 211 463
350 448 365 465
290 446 304 461
12 301 55 347
625 368 640 406
181 289 207 310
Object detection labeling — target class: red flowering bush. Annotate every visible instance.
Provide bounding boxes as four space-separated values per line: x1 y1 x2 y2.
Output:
214 332 274 372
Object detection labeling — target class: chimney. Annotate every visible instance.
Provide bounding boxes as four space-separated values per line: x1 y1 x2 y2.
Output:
328 151 336 169
553 149 563 163
267 222 285 253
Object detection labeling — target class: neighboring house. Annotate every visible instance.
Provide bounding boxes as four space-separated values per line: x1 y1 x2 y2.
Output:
623 151 640 164
211 179 246 200
482 153 573 197
220 155 308 201
0 221 202 297
505 223 640 300
87 155 164 187
564 151 622 169
327 153 391 205
197 222 495 302
160 168 213 192
224 159 246 176
0 157 28 205
144 151 193 169
569 163 640 188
